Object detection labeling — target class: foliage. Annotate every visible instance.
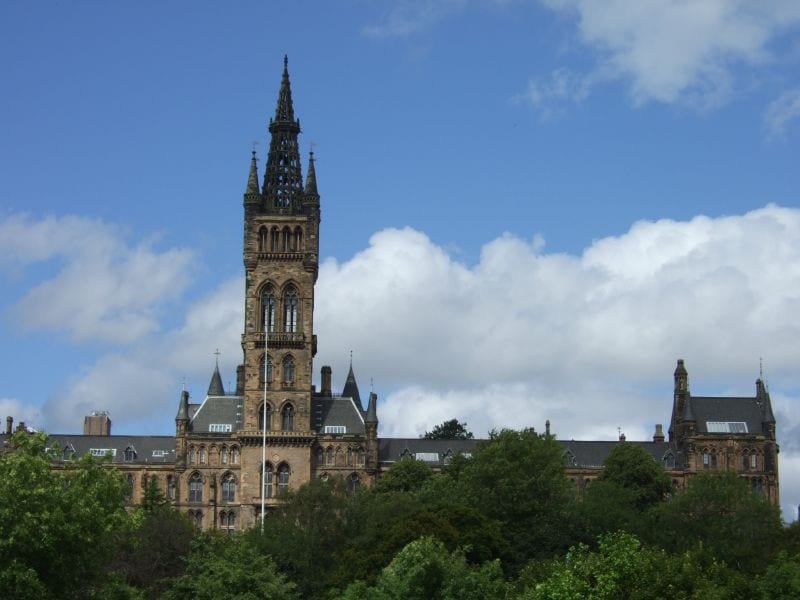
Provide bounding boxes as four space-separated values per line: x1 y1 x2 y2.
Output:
456 429 576 572
423 418 474 440
109 504 195 599
596 442 672 510
521 532 747 600
373 458 433 493
163 533 298 600
337 537 509 600
0 432 131 599
756 553 800 599
647 471 783 573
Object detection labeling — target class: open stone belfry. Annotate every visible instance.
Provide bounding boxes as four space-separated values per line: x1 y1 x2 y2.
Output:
1 58 780 531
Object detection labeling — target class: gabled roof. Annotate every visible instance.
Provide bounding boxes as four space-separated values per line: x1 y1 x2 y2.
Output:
191 395 243 433
313 396 365 435
559 440 676 469
32 434 176 465
690 396 764 434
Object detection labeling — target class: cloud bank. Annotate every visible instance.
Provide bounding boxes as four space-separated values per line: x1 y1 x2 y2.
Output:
3 206 800 519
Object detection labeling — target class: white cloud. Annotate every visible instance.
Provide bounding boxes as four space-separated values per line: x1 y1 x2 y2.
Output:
514 68 592 119
363 0 468 38
8 206 800 519
0 214 194 344
764 88 800 138
0 398 42 433
537 0 800 108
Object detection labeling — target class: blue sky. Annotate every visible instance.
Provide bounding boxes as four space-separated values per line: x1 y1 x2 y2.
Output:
2 1 800 518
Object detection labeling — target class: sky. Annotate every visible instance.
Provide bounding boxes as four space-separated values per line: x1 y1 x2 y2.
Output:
1 0 800 518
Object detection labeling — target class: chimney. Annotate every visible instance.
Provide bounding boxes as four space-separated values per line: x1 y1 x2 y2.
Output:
16 421 26 433
545 419 551 437
235 364 245 396
618 431 626 442
321 366 332 396
5 416 12 435
653 424 665 443
84 411 112 436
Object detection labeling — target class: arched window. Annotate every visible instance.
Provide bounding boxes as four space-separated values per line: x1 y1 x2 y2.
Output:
220 510 235 535
167 475 176 500
348 473 361 493
62 445 74 461
190 510 203 529
221 473 236 503
189 473 203 503
283 286 298 333
325 446 334 466
124 446 136 462
282 226 291 251
199 447 207 465
126 474 134 497
702 449 710 469
262 462 273 498
346 447 354 467
270 227 279 251
294 227 303 251
189 446 196 464
231 447 239 464
357 447 366 467
662 451 675 469
283 356 295 384
563 450 576 467
315 446 324 466
259 403 273 431
277 464 290 496
258 226 268 252
260 354 274 386
335 448 344 467
261 286 275 333
282 404 294 431
221 446 228 465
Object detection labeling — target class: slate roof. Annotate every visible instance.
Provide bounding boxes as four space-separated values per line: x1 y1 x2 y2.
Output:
312 395 365 435
559 440 676 469
191 395 243 433
22 434 177 465
690 396 764 435
378 438 479 466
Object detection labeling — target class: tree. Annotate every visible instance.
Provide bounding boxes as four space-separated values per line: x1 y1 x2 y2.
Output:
576 442 672 540
423 419 474 440
373 458 433 493
648 471 783 573
163 533 298 600
521 532 747 600
337 537 509 600
0 432 131 599
756 553 800 599
456 429 576 572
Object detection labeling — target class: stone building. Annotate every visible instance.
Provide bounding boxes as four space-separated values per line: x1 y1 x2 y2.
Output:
0 57 779 530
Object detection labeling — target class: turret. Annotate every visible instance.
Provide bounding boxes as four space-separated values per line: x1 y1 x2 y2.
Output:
207 363 225 397
669 358 691 442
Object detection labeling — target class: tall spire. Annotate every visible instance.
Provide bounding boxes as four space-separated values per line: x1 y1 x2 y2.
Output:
304 151 318 197
263 55 303 211
245 150 260 196
342 359 362 408
207 363 225 397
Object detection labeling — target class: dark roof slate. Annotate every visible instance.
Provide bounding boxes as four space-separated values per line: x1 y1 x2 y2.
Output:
690 396 764 434
313 396 365 435
191 395 243 433
341 364 362 408
32 434 176 465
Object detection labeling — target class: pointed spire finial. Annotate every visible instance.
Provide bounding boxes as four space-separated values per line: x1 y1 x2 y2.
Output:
214 348 220 367
264 56 302 209
245 150 260 196
304 150 318 197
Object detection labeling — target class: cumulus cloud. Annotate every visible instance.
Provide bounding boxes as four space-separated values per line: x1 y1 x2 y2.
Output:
537 0 800 108
8 206 800 519
0 214 194 344
764 88 800 138
514 68 592 120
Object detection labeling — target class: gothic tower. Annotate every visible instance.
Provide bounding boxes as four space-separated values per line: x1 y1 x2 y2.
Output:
239 57 320 511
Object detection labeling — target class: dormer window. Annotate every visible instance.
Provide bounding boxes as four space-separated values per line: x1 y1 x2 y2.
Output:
124 447 136 462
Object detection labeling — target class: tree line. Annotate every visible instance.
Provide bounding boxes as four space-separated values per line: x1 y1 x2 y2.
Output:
2 427 799 599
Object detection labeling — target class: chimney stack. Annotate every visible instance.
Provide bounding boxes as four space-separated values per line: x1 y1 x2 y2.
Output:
321 366 332 396
84 411 112 436
5 416 12 435
653 424 665 442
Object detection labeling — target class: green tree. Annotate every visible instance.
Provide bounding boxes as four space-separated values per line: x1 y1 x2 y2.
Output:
373 458 433 493
164 533 298 600
423 419 474 440
456 429 577 572
338 537 509 600
0 432 131 599
648 471 783 573
756 553 800 599
577 442 672 540
522 532 747 600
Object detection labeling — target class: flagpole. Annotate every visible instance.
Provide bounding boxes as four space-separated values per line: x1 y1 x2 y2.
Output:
260 303 268 534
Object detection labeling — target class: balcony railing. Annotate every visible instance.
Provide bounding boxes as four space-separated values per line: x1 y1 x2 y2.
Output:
252 332 305 348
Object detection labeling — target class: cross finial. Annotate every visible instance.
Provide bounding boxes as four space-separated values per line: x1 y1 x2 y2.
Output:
370 377 374 393
349 349 353 367
251 140 259 153
760 357 764 379
214 348 221 367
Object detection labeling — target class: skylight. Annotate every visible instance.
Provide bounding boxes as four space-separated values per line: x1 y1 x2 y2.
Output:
706 421 748 433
